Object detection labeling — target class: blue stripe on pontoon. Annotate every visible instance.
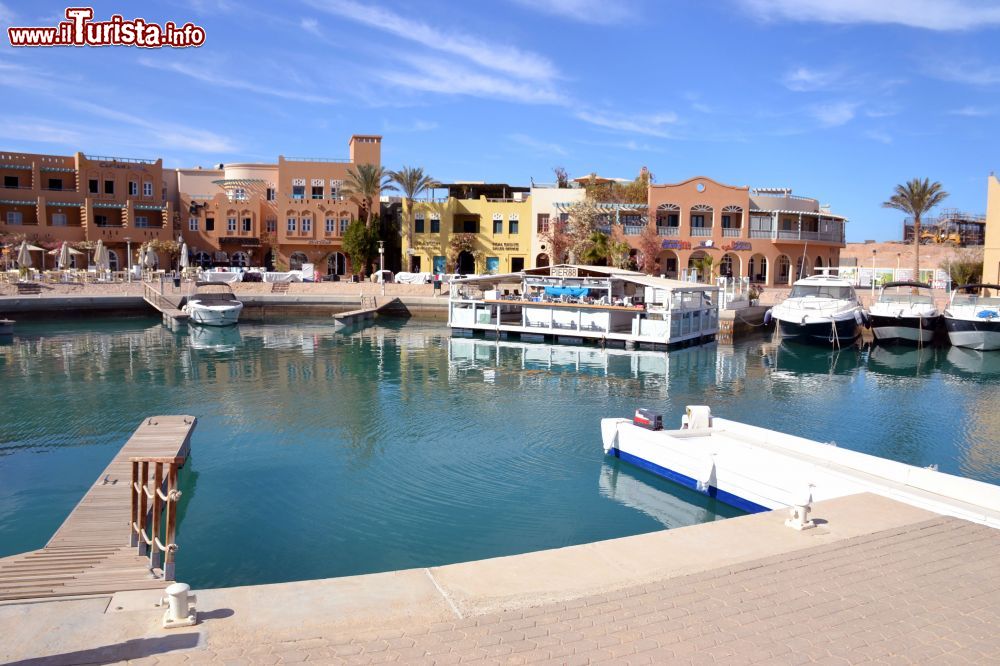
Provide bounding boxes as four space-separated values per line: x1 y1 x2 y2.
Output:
609 448 770 514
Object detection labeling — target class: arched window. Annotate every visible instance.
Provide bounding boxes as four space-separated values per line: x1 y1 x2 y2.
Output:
290 252 308 271
107 249 120 271
195 251 211 267
232 251 250 267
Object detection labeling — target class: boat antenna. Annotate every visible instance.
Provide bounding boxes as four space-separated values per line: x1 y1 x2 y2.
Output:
798 241 809 280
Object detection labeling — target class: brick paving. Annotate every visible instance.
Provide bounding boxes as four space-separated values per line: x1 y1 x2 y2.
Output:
128 517 1000 665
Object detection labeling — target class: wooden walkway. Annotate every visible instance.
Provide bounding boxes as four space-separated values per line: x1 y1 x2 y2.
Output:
143 283 190 323
0 416 196 602
333 295 380 327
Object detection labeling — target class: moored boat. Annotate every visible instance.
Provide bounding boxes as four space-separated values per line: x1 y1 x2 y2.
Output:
868 281 940 345
183 282 243 327
766 273 864 345
943 284 1000 351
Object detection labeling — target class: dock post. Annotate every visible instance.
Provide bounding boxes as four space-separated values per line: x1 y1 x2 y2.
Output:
138 461 149 556
164 463 179 580
149 462 164 570
129 460 139 548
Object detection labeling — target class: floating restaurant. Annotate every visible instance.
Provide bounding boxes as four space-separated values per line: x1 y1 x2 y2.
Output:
447 264 719 348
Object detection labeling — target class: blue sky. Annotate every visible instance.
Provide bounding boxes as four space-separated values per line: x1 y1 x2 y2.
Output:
1 0 1000 241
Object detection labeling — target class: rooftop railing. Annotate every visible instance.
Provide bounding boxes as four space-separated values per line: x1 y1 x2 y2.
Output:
283 156 351 163
84 154 157 165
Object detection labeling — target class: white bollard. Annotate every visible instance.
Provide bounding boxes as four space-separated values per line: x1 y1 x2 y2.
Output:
161 582 198 629
784 485 816 531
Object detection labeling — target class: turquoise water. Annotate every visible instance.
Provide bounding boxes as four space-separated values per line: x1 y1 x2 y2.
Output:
1 318 998 589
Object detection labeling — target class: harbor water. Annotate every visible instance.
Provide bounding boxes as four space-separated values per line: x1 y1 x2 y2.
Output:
1 318 998 589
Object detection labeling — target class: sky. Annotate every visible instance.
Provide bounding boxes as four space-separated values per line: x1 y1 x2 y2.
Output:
1 0 1000 241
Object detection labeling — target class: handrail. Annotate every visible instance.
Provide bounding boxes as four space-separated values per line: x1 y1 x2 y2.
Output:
130 455 185 579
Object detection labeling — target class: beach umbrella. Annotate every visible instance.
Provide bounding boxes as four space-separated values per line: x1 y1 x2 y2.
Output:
57 242 71 269
93 240 108 270
179 242 189 270
144 245 157 269
17 240 32 268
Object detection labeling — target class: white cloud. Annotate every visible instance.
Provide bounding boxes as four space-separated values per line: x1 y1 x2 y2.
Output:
575 110 679 137
926 61 1000 86
509 133 567 156
865 129 892 144
507 0 637 25
949 105 993 116
300 18 321 36
377 55 566 105
381 119 439 133
809 101 859 127
67 100 238 153
0 119 81 144
306 0 558 82
782 66 843 92
738 0 1000 31
138 57 338 104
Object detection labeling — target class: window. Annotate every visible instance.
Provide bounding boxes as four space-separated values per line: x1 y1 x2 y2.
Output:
88 178 98 194
340 218 349 234
3 176 18 188
493 217 503 234
242 217 252 232
325 218 335 233
104 180 114 195
430 217 440 233
128 181 138 196
311 185 324 199
510 257 525 272
206 217 215 232
292 185 305 199
95 214 108 226
302 217 312 233
456 219 478 233
781 218 794 231
135 216 149 228
6 211 22 225
47 178 62 190
143 181 153 197
722 215 731 229
227 217 237 232
52 213 67 226
509 218 519 234
691 215 705 228
287 217 297 232
537 214 550 234
415 216 425 233
266 218 276 233
232 188 247 201
330 180 343 199
266 187 276 201
189 217 199 231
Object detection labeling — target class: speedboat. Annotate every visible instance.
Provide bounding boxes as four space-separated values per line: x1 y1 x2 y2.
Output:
766 273 864 345
868 281 940 345
943 284 1000 351
183 282 243 327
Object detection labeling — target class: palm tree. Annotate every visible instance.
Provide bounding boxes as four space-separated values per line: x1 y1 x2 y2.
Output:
882 178 949 278
343 163 396 229
389 166 439 270
581 231 611 266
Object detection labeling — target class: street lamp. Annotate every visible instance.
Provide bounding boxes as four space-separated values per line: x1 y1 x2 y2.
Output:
871 249 877 299
125 237 133 283
378 240 385 296
895 252 901 278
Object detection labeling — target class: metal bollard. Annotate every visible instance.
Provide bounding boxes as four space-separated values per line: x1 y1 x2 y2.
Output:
784 486 816 531
161 582 198 628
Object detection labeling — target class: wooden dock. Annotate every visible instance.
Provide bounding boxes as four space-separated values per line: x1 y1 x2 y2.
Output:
0 415 197 602
333 295 381 327
143 283 189 324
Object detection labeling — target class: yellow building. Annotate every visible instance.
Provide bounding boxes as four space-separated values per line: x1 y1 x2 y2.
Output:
402 183 532 274
986 174 1000 283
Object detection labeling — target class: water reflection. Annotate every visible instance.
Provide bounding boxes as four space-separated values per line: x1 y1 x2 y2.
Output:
943 347 1000 377
866 345 940 377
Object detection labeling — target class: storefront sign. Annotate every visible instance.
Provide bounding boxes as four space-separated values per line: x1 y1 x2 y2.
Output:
306 240 334 245
492 242 520 251
722 241 752 251
219 237 261 246
661 240 692 250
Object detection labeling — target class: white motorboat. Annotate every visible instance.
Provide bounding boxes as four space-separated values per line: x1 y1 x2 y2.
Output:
766 273 865 345
867 281 940 345
943 284 1000 351
183 282 243 327
601 405 1000 526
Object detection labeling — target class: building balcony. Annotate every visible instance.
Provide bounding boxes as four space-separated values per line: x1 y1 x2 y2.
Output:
776 230 844 243
657 226 679 236
721 228 742 237
749 229 773 239
623 225 645 236
690 227 713 237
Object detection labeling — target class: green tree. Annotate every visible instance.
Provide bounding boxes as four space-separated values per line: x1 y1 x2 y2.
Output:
581 232 610 266
343 164 396 229
941 249 983 287
690 255 715 283
636 222 662 275
882 178 949 277
388 166 438 269
343 218 378 277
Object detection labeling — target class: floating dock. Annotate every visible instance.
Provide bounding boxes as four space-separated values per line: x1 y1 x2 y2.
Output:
0 415 196 601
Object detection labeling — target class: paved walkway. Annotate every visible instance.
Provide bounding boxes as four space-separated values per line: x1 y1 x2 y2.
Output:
83 515 999 665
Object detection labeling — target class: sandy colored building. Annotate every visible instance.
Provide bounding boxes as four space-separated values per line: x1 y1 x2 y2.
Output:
402 183 532 274
170 135 381 275
529 184 586 268
643 177 847 285
1 150 174 270
985 174 1000 283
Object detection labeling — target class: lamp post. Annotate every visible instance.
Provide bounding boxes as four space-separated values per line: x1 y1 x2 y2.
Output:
895 252 901 279
378 240 385 296
125 237 133 283
871 249 877 299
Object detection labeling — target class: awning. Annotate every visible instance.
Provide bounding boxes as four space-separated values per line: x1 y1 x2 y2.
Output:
750 208 849 221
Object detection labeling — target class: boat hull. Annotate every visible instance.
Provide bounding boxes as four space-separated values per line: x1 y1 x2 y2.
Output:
776 317 860 345
187 303 243 327
869 314 938 345
944 316 1000 351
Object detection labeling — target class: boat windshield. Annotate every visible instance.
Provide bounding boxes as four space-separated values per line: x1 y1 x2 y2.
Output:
879 293 933 305
789 285 855 299
953 294 1000 307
